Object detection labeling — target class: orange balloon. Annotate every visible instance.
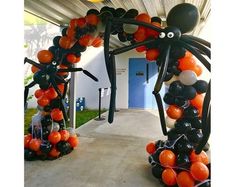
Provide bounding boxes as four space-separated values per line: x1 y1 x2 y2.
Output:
159 150 176 167
190 94 204 109
79 34 92 47
76 18 86 28
48 131 61 144
34 89 45 99
29 138 41 152
162 168 177 186
146 22 161 38
166 105 183 119
51 108 63 121
45 87 58 100
66 53 77 63
37 50 53 64
136 13 151 23
134 26 147 42
69 18 78 28
198 107 202 118
31 65 39 73
76 56 81 63
57 65 69 76
146 49 160 61
185 51 193 58
190 150 209 165
68 136 79 148
66 27 75 39
49 146 60 157
59 36 72 49
91 37 103 47
85 14 99 25
194 64 203 76
178 56 197 71
24 134 32 148
60 130 70 141
136 45 146 53
177 171 195 187
57 84 65 94
146 142 156 154
37 95 50 107
190 162 209 181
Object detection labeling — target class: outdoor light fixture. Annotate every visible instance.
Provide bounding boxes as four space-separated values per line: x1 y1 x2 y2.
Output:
87 0 104 3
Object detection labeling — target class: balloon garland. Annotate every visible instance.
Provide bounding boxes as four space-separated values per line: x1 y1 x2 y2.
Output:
24 3 211 186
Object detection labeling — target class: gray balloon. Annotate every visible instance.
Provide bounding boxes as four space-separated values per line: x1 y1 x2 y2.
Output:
123 24 138 34
179 70 197 85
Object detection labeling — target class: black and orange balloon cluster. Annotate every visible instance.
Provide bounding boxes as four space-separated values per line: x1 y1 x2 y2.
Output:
24 10 104 160
146 50 210 186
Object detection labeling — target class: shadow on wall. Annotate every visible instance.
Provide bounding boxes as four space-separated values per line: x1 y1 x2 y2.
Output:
75 47 111 109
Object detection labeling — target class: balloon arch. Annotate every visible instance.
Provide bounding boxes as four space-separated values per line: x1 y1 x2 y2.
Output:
24 3 210 187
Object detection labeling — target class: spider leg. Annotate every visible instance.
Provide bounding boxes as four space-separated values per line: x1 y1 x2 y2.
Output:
24 57 44 69
181 37 210 58
63 78 71 99
112 18 163 32
49 77 68 121
58 68 98 82
107 53 116 123
112 38 159 55
54 75 67 84
195 80 211 154
24 81 37 108
176 40 211 72
152 45 171 135
181 35 211 48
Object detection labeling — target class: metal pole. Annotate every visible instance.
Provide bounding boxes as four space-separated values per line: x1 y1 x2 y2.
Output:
69 66 76 129
98 88 101 119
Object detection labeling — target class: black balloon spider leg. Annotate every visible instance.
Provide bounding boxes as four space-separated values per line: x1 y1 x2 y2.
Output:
24 57 44 69
181 37 211 58
49 76 68 121
112 17 163 32
57 68 98 82
176 40 211 72
181 35 211 48
54 74 67 84
195 80 211 154
152 45 171 135
63 78 71 99
24 81 37 107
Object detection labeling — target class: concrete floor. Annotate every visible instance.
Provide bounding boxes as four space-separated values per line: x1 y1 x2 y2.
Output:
24 109 169 187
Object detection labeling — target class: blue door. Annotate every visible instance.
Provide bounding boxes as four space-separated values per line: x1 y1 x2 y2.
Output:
129 58 159 109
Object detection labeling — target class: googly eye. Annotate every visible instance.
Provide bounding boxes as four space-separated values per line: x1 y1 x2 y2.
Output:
159 32 165 38
52 61 57 65
167 32 174 38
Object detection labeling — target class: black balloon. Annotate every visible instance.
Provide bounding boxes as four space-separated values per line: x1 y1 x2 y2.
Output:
166 3 200 33
118 32 127 42
50 98 61 109
98 11 113 25
170 45 186 59
152 164 164 179
174 118 192 134
53 36 61 47
187 128 203 143
176 140 193 154
169 81 184 96
188 117 202 129
33 71 49 85
151 17 162 24
181 86 197 100
40 141 52 154
163 93 175 105
115 8 126 18
123 9 139 18
193 80 208 94
39 83 50 90
184 106 199 118
176 153 190 169
167 128 181 140
155 140 164 148
198 181 211 187
62 27 68 36
41 115 52 126
86 9 100 16
164 72 174 81
57 141 71 155
174 97 187 107
25 149 36 161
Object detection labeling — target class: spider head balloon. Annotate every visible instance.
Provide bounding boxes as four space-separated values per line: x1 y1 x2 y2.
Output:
158 26 181 43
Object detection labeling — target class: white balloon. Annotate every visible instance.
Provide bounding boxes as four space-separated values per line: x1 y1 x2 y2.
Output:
164 75 179 86
165 116 176 128
179 70 197 85
66 127 76 136
123 24 138 34
52 122 60 132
